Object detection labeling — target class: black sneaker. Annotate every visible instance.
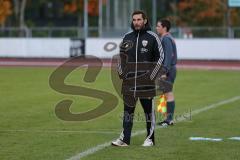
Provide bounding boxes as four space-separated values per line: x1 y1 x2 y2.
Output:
157 120 174 126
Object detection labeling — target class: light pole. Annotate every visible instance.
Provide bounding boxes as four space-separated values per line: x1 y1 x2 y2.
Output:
227 2 232 38
84 0 88 38
152 0 157 28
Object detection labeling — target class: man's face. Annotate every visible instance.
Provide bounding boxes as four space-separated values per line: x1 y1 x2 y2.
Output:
156 22 165 35
132 14 146 30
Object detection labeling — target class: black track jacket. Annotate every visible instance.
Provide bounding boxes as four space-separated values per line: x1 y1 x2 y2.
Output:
117 25 165 97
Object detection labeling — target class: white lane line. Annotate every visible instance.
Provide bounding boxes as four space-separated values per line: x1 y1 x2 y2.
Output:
229 137 240 141
0 130 119 135
67 96 240 160
68 141 113 160
189 137 223 141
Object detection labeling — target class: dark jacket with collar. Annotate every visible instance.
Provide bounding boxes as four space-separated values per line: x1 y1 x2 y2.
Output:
117 23 165 97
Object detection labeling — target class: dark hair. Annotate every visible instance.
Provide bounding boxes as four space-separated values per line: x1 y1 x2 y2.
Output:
132 10 147 20
158 19 171 32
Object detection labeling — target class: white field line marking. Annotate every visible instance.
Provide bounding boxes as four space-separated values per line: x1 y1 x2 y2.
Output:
0 130 119 135
67 96 240 160
229 137 240 141
189 137 223 141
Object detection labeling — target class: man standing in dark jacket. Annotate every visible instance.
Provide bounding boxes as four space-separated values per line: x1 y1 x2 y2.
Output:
111 10 165 147
156 19 177 126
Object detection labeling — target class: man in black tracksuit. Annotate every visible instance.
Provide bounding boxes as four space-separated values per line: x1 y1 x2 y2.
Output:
111 10 165 147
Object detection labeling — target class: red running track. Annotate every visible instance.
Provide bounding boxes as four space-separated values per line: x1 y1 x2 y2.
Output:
0 58 240 70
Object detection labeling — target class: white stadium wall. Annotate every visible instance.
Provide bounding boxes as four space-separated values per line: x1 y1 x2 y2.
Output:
176 39 240 60
0 38 240 60
86 38 122 58
86 38 240 60
0 38 70 58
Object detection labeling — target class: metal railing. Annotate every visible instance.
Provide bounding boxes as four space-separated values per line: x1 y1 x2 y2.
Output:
0 27 240 38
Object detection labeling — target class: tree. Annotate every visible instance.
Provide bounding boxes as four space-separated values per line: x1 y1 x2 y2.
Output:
0 0 12 26
64 0 106 17
64 0 84 27
177 0 240 27
63 0 106 27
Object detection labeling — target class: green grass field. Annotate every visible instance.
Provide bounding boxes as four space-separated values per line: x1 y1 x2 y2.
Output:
0 67 240 160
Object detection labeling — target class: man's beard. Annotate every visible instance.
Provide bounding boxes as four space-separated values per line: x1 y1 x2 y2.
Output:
134 25 144 31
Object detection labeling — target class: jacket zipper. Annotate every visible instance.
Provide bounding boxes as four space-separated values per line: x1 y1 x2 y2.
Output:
134 31 140 97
